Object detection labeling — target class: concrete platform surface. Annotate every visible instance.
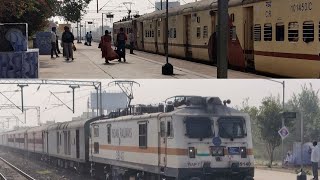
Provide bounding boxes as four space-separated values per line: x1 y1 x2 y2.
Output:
39 42 266 79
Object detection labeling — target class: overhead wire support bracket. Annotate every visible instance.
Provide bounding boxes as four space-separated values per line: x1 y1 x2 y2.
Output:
108 80 140 108
0 92 22 112
49 91 74 113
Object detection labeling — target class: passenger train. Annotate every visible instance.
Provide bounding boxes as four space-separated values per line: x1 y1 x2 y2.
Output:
0 96 254 180
113 0 320 78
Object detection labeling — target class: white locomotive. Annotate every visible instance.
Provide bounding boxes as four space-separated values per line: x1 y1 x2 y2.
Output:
0 96 254 180
89 96 254 180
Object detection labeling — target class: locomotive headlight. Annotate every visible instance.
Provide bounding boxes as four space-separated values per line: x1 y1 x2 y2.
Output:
240 147 247 158
189 147 196 158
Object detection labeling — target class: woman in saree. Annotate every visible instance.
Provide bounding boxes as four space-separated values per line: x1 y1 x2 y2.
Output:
100 30 119 64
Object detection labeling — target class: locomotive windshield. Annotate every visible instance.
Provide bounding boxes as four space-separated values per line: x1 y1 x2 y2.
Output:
185 117 213 139
218 117 246 139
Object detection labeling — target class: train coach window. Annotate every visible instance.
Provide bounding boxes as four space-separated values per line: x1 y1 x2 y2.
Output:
264 24 272 41
94 142 99 154
203 26 208 38
174 28 177 38
138 123 148 148
158 29 161 37
276 23 285 41
160 121 165 137
288 22 299 42
230 26 237 41
107 124 111 144
254 24 261 41
167 121 174 137
93 125 99 137
197 27 201 39
303 21 314 43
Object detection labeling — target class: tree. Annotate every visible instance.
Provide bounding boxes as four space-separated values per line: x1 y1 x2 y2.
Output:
58 0 92 23
0 0 58 36
287 83 320 141
256 96 294 167
237 98 265 159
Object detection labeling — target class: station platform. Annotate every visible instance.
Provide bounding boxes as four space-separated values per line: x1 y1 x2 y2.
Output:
39 42 265 79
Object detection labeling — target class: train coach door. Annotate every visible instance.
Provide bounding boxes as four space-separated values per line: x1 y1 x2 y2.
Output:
244 7 254 68
140 22 144 50
184 15 192 59
155 20 159 53
24 133 28 150
158 118 168 170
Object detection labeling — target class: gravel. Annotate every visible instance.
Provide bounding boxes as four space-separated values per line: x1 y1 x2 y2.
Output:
0 148 94 180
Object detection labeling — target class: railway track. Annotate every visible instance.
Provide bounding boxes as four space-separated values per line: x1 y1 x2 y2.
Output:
0 156 36 180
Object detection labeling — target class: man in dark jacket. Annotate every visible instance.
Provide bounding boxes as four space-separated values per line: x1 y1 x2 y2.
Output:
62 26 75 61
116 27 127 62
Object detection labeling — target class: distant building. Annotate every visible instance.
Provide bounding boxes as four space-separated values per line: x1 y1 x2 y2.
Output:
155 0 180 11
72 112 95 121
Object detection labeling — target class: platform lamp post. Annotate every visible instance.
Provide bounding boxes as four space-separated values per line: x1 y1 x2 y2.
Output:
161 0 174 75
102 13 105 36
217 0 229 78
269 80 285 165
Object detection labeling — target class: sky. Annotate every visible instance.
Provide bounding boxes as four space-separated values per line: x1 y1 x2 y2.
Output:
53 0 198 31
0 79 319 130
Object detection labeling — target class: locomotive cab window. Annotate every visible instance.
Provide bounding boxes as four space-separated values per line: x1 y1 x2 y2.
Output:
288 22 299 42
138 122 148 148
254 24 261 41
303 21 314 43
264 24 272 41
276 23 285 41
218 117 246 139
185 117 213 139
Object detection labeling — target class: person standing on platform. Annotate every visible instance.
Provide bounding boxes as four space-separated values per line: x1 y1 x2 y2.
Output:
54 29 61 54
85 32 89 46
310 141 320 180
62 26 75 61
129 29 135 54
116 27 127 62
88 31 93 46
51 27 59 59
100 30 119 64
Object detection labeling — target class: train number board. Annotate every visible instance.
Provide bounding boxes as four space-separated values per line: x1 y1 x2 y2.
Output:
290 1 312 12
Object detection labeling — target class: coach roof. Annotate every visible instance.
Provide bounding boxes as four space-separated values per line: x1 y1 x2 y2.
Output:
138 0 243 21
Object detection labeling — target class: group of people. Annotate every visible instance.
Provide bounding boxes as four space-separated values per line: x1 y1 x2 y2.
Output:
99 27 135 64
282 142 319 180
85 31 92 46
51 26 75 61
51 26 136 64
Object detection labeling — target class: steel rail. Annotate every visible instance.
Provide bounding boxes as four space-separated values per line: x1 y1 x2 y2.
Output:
0 172 7 180
0 157 36 180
